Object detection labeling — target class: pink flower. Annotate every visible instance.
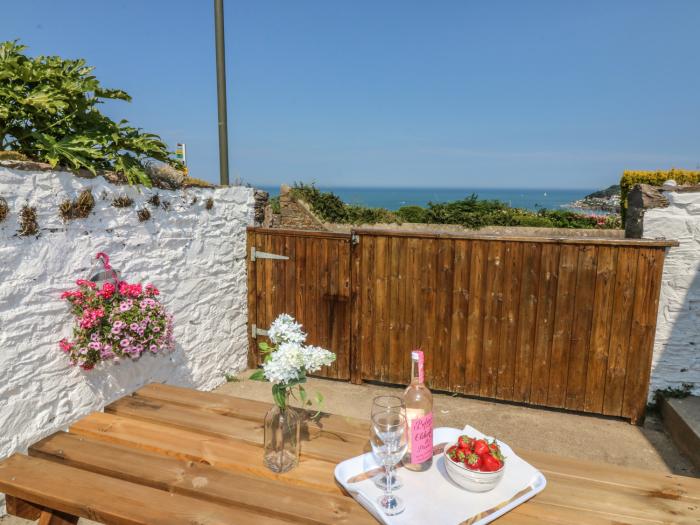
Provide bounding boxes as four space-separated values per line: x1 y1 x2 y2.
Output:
59 339 73 352
120 339 130 347
149 344 158 353
99 282 116 299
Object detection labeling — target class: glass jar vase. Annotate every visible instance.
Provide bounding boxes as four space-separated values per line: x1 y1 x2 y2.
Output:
263 399 301 473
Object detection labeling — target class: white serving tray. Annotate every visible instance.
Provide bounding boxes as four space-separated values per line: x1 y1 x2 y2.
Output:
335 426 546 525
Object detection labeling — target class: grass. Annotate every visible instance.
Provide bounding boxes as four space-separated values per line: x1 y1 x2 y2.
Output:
0 197 8 223
59 189 95 221
112 194 134 208
18 204 38 236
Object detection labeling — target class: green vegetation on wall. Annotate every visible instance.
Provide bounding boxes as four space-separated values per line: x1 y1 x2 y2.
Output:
620 169 700 221
0 41 181 185
290 183 621 229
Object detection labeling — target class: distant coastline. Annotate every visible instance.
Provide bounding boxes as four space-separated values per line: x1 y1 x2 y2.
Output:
258 185 598 213
566 185 621 214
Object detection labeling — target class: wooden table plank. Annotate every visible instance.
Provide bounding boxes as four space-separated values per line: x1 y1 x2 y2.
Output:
30 432 375 525
0 454 290 525
106 395 369 463
519 449 700 503
70 412 343 495
134 383 370 441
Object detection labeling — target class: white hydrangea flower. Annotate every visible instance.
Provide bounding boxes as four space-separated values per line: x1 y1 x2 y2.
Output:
262 341 305 384
301 345 336 373
267 313 307 345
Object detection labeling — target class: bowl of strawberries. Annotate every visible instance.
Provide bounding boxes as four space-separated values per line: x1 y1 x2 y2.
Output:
443 434 506 492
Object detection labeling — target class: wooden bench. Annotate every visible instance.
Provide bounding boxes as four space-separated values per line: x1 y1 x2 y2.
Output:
1 383 699 524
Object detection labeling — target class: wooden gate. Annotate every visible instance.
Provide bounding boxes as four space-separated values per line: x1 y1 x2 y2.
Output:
247 228 352 380
247 226 676 422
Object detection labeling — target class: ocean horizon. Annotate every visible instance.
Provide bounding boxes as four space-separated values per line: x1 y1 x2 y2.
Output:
257 185 599 213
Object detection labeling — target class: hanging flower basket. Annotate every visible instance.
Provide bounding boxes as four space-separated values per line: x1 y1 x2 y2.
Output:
58 252 174 370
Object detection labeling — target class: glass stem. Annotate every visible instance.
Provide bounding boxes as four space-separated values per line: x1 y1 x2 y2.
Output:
384 462 392 498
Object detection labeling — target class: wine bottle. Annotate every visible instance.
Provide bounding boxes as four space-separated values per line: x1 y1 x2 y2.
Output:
403 350 433 471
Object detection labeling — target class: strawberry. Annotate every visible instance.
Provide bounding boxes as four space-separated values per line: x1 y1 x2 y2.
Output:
447 446 458 460
457 435 473 450
454 448 467 463
481 454 502 472
473 439 489 456
464 453 482 470
488 440 505 461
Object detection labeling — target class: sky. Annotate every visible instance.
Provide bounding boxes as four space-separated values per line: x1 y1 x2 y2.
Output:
2 1 699 189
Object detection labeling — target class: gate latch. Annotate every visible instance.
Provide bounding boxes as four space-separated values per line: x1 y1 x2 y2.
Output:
250 247 290 262
251 324 270 339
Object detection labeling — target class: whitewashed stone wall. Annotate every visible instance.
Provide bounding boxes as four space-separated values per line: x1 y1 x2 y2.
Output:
0 167 255 500
644 190 700 397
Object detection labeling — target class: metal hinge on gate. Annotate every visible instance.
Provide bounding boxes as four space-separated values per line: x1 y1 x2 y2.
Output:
351 233 360 245
251 324 270 339
250 247 290 262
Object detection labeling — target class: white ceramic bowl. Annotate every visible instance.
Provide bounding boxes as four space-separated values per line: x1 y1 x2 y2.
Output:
443 442 505 492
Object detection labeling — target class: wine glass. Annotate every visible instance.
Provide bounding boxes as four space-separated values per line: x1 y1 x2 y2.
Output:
370 409 408 516
371 396 404 490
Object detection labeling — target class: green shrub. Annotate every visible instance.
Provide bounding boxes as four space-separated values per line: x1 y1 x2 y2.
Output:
396 205 428 223
620 169 700 221
0 41 182 185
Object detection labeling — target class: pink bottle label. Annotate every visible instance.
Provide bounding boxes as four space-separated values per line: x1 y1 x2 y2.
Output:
410 412 433 464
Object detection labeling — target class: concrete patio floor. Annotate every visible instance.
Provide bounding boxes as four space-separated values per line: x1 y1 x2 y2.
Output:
1 372 695 524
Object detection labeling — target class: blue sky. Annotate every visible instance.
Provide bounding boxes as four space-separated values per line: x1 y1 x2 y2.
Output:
3 1 699 188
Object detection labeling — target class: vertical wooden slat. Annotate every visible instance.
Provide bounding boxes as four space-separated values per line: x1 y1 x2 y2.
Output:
254 234 268 366
360 236 375 379
433 240 455 391
547 245 579 407
583 246 618 413
565 245 598 411
246 229 257 368
396 237 409 383
449 240 471 393
529 244 561 405
349 235 362 384
479 241 505 399
373 236 388 381
420 239 438 388
294 235 307 349
513 242 542 403
622 248 666 423
336 239 351 381
496 242 523 400
465 240 487 395
404 237 422 381
387 236 403 384
602 248 639 416
319 239 334 378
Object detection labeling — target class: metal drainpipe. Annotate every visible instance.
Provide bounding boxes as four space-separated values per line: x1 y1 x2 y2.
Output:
214 0 230 186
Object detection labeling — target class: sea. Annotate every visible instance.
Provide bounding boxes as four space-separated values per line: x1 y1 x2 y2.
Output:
257 186 597 213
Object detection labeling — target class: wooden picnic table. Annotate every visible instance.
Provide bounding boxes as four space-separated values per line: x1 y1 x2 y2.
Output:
0 383 698 524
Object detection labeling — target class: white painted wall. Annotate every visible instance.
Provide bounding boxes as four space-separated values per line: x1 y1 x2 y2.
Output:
0 166 254 503
644 190 700 397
